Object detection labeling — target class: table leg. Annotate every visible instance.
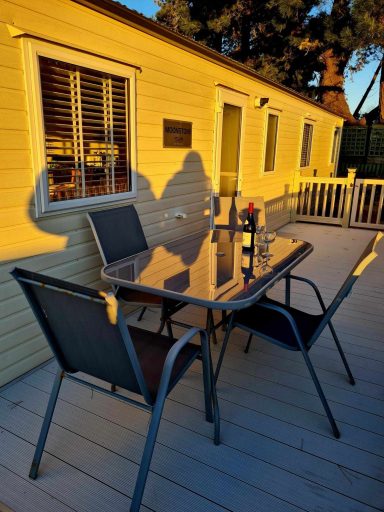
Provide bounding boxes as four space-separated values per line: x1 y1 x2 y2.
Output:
206 309 217 345
285 273 291 306
214 311 235 382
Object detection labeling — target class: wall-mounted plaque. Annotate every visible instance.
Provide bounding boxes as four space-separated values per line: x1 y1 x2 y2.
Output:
163 119 192 148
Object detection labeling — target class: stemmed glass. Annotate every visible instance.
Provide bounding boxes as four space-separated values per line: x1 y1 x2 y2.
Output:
255 225 265 266
261 229 276 271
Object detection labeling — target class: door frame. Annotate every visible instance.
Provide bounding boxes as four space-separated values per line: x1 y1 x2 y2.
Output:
213 86 248 196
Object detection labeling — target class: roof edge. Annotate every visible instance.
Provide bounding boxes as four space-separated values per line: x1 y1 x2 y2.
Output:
72 0 343 119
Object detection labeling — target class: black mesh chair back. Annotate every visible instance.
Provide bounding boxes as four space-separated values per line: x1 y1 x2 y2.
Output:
213 196 266 230
88 205 148 265
215 231 383 438
332 231 383 304
12 267 219 512
11 267 149 400
87 204 168 331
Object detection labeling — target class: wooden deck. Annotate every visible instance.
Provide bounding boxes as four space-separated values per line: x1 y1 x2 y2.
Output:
1 223 383 512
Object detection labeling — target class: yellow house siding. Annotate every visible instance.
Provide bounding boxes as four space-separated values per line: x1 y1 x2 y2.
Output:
0 0 342 387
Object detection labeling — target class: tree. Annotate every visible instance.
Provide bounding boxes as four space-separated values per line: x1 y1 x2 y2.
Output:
307 0 384 123
156 0 321 91
155 0 384 122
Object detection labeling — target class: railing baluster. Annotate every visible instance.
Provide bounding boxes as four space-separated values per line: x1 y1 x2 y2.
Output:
307 182 313 216
322 183 329 217
367 185 376 224
299 182 305 215
314 183 320 217
337 184 344 220
358 184 367 223
330 184 336 218
376 184 384 225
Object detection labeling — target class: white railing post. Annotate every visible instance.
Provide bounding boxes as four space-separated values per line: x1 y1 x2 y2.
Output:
342 168 357 228
291 169 302 222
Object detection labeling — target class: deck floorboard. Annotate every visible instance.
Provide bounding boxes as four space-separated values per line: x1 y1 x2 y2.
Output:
1 224 383 512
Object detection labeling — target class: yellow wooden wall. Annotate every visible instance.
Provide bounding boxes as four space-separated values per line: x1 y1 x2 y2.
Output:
0 0 343 386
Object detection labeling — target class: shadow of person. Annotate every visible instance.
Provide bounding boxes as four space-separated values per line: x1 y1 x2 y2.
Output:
8 153 210 296
161 151 211 266
11 171 157 289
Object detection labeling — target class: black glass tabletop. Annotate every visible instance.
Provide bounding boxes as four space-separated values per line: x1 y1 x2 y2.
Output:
102 229 313 310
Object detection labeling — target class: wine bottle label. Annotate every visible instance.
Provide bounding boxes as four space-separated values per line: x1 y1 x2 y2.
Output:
242 232 252 247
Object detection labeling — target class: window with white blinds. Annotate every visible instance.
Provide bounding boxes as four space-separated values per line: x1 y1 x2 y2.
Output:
300 122 313 167
39 56 131 205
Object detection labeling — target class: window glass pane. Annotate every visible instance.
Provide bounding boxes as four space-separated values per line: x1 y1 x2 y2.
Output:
219 103 241 196
39 56 130 204
300 123 313 167
264 114 278 172
331 127 341 163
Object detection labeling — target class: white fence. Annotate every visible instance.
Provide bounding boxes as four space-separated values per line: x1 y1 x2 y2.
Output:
292 170 384 229
350 179 384 229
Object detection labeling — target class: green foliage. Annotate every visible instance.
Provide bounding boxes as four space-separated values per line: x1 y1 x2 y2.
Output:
155 0 383 106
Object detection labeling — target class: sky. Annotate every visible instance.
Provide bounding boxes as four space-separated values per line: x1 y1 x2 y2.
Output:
120 0 380 115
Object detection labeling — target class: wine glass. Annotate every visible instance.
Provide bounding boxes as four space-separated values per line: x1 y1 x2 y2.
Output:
261 230 276 271
255 225 265 266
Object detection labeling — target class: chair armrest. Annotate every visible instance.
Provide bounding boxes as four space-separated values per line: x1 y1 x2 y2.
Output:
156 328 209 400
285 275 327 313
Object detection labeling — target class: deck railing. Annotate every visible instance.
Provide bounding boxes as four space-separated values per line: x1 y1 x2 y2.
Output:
350 179 384 228
292 169 356 227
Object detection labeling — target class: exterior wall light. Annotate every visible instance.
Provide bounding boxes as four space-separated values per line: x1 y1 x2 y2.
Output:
255 97 269 108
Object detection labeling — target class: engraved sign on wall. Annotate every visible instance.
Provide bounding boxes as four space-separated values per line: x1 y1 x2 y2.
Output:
163 119 192 148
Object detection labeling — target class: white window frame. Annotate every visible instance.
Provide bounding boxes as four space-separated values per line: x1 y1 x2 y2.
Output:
299 120 314 169
22 38 137 216
262 109 280 175
330 126 342 165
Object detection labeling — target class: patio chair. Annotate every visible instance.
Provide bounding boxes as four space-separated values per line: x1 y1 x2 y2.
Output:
87 205 185 336
215 231 383 438
11 267 220 512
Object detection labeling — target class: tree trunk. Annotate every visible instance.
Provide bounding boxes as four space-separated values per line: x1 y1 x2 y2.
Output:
318 48 365 125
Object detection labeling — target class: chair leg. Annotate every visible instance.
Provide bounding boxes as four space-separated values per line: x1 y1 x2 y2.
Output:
199 331 220 444
158 301 170 336
156 316 166 334
221 310 227 331
209 355 221 446
328 320 355 385
130 402 164 512
165 319 174 339
206 309 217 345
214 313 235 383
244 333 253 353
29 369 64 479
285 273 291 306
200 335 214 424
300 348 340 438
137 306 146 322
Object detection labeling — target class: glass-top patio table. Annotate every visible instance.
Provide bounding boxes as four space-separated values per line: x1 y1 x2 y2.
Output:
102 229 313 312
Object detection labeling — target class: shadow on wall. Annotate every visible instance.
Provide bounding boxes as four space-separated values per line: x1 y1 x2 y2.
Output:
213 184 291 231
2 151 211 280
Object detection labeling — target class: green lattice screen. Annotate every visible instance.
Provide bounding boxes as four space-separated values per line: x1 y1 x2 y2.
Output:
368 126 384 157
340 127 367 157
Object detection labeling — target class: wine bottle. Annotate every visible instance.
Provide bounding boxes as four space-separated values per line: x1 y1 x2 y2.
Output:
242 202 256 252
